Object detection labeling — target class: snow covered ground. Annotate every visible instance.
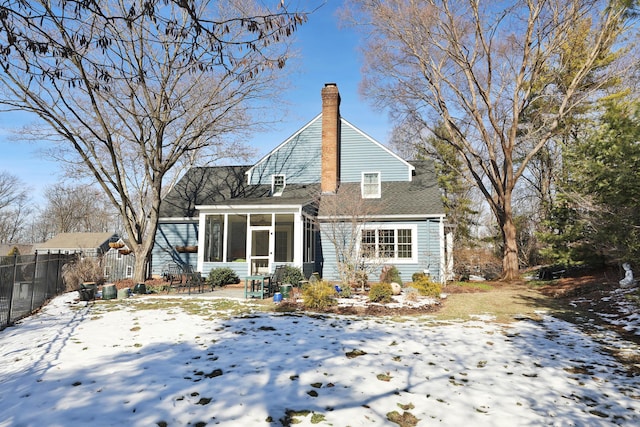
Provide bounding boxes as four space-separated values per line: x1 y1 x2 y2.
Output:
0 292 639 426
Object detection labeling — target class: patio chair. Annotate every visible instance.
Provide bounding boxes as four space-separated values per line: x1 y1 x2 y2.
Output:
269 265 286 296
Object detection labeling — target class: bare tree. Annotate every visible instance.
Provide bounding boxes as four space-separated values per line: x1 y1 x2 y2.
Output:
318 185 387 290
33 183 121 239
0 0 312 281
0 171 32 244
345 0 636 280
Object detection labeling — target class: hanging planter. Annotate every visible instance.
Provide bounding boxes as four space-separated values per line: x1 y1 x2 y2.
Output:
176 245 198 253
119 249 132 255
109 242 124 249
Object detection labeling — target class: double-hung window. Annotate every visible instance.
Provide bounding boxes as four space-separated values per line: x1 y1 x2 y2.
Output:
360 225 416 262
361 172 381 198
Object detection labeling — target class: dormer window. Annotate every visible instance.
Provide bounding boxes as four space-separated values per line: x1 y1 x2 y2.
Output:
272 174 286 196
361 172 381 198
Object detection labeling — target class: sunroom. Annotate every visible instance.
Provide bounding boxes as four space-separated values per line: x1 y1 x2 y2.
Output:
195 205 317 280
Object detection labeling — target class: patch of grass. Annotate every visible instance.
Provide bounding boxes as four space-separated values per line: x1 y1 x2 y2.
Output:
310 413 325 424
434 283 550 323
624 290 640 304
387 410 419 427
377 372 392 382
88 297 264 318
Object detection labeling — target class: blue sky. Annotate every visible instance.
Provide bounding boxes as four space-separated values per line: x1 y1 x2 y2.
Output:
0 2 391 206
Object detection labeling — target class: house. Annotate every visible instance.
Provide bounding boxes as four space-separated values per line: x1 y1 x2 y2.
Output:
34 232 135 282
153 83 451 283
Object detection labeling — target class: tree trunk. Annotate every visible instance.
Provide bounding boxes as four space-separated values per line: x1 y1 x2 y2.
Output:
500 208 520 281
133 248 149 283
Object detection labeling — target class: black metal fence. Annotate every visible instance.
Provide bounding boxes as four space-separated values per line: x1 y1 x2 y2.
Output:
0 252 76 330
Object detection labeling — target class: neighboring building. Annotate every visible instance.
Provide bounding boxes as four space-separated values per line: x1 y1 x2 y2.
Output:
34 232 135 282
0 244 33 256
153 83 451 283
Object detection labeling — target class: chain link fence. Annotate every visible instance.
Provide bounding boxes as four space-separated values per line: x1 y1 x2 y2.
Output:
0 252 76 330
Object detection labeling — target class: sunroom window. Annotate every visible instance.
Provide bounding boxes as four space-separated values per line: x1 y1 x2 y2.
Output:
272 174 286 196
362 172 381 198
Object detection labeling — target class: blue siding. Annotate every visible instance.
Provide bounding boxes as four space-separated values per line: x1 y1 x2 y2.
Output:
318 218 443 283
249 117 322 185
202 262 248 280
152 221 199 276
340 122 412 182
248 116 412 186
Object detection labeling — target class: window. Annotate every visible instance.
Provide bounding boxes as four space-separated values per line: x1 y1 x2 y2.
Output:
226 214 247 262
360 226 415 262
125 266 133 278
361 172 381 198
303 216 316 263
272 174 286 196
275 214 294 262
204 215 224 262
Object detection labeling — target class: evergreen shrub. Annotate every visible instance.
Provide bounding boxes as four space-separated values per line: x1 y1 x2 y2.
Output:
380 265 402 285
410 276 442 297
369 282 393 303
207 267 240 287
302 281 337 309
280 265 305 285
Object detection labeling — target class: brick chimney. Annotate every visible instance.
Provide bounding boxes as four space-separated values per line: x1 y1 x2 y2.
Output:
321 83 340 193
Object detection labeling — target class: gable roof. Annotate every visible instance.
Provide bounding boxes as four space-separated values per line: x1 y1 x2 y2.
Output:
245 114 415 186
35 232 116 251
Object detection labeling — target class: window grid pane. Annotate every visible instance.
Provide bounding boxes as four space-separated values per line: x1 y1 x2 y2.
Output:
362 173 379 197
361 227 414 261
378 229 395 258
397 229 412 258
361 229 376 258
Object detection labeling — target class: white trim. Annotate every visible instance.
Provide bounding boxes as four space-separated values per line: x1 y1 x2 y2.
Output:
359 224 418 264
196 204 305 212
316 214 446 221
361 171 381 199
272 174 286 196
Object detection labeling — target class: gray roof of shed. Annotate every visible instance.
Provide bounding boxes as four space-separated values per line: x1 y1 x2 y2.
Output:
34 232 116 251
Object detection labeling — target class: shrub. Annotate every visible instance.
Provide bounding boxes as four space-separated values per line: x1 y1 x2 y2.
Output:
380 265 402 285
369 282 393 303
207 267 240 287
280 265 305 285
302 281 337 309
62 256 105 291
338 284 353 298
409 276 442 298
412 272 427 282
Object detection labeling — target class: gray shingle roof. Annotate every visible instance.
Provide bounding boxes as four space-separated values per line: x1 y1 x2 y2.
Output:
159 166 320 218
317 160 444 218
160 160 443 219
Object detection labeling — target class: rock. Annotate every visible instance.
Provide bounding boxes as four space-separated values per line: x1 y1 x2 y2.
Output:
390 282 402 295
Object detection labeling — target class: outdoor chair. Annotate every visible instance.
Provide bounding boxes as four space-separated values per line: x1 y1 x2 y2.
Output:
269 265 286 296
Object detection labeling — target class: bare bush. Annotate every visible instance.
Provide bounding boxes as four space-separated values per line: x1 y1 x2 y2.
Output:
62 257 105 291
